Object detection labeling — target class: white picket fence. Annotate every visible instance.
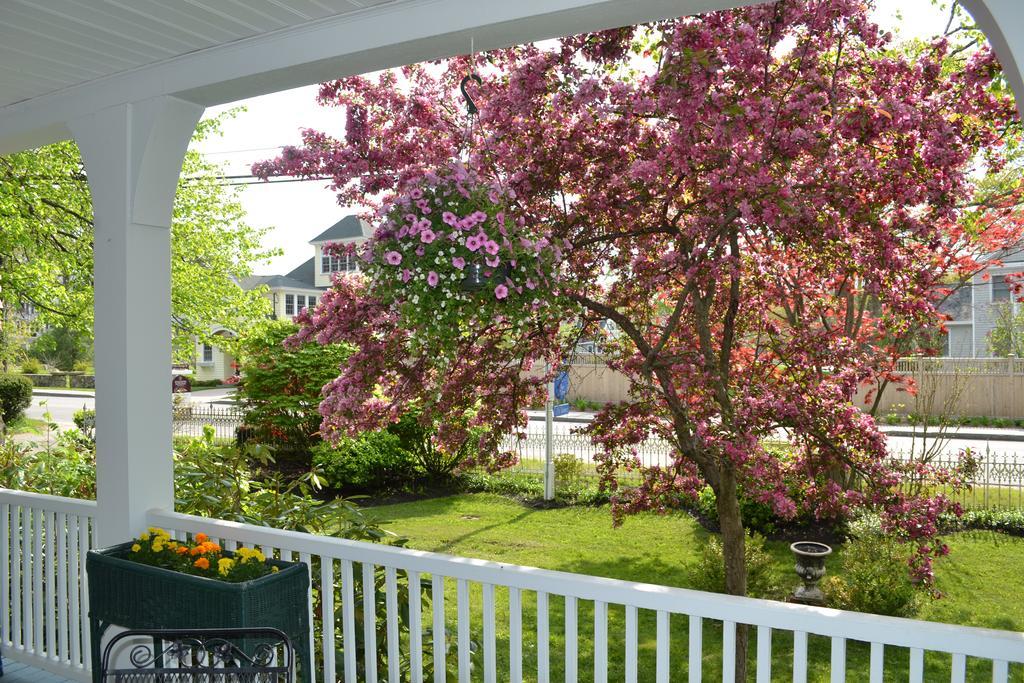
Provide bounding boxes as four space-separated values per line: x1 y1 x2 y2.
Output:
2 488 1024 682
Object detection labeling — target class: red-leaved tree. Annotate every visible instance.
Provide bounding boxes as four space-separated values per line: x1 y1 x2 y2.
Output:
256 1 1018 670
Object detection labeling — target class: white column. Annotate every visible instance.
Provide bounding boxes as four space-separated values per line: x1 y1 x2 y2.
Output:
963 1 1024 120
70 97 203 546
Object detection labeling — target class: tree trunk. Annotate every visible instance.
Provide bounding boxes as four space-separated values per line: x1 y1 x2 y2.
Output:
716 463 748 681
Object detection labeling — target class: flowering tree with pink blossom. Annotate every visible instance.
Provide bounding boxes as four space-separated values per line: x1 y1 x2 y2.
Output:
256 2 1019 667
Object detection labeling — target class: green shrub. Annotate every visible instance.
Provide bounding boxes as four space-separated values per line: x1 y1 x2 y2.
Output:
0 430 96 499
385 409 489 481
553 452 583 489
824 531 920 617
0 373 33 426
688 533 782 599
693 485 782 535
19 358 43 374
73 408 96 437
234 320 352 457
942 508 1024 536
313 431 418 493
72 361 92 373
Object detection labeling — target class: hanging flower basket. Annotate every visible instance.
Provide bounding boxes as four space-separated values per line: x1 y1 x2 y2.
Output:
362 164 566 346
86 535 310 683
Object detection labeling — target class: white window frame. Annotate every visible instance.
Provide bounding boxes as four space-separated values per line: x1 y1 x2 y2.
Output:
200 343 214 365
285 294 295 316
296 294 306 311
990 265 1024 313
321 251 359 274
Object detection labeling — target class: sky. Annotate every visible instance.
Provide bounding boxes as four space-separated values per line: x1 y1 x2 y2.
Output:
190 0 957 276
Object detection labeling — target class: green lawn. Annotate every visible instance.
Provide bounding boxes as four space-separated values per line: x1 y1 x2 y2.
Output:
364 493 1024 681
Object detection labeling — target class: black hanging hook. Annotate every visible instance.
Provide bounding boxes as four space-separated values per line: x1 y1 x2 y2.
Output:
460 73 483 115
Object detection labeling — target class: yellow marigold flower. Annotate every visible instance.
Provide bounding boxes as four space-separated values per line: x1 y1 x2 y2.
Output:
218 558 235 576
194 557 210 570
271 567 279 573
139 532 150 541
131 544 141 552
167 542 178 550
152 543 164 553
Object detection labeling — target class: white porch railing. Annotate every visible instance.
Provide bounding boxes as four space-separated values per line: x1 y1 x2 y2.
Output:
1 489 96 682
3 488 1024 682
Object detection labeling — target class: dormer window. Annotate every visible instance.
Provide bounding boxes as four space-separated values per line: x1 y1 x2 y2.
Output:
321 252 359 274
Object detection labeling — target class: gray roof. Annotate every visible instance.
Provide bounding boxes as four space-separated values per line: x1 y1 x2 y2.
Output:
310 215 365 243
240 258 322 292
285 257 317 287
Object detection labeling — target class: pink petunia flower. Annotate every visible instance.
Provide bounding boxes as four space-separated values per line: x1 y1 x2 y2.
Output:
385 251 402 266
401 269 413 283
484 240 500 256
494 284 509 300
420 229 436 244
466 235 481 252
452 256 466 270
415 245 426 257
486 256 500 267
427 271 439 287
410 187 424 200
442 211 459 226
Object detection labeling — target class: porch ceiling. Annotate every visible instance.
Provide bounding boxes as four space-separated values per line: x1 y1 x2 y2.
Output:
0 0 1020 155
0 0 397 110
0 0 739 154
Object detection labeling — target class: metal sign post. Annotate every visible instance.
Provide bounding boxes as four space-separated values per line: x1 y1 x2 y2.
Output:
544 363 555 501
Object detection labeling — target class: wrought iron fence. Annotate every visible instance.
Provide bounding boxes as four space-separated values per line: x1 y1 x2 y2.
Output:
171 407 1024 508
172 404 245 441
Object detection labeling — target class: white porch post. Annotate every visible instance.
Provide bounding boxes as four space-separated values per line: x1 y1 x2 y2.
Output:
70 97 203 546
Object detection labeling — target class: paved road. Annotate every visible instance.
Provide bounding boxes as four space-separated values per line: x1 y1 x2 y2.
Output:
26 394 94 429
25 388 233 430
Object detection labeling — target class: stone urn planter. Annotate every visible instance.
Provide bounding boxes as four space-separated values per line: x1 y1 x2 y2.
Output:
87 542 310 683
789 541 832 606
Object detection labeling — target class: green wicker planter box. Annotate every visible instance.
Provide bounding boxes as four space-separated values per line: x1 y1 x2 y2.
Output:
87 542 310 682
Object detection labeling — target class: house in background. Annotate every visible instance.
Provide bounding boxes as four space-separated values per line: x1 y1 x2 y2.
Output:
938 255 1024 357
193 215 371 381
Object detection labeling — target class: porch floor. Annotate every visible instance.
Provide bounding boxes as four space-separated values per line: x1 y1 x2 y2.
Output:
1 659 78 682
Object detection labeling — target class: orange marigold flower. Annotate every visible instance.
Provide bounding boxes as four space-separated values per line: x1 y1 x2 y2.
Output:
193 557 210 570
190 547 202 556
176 547 188 555
194 532 208 544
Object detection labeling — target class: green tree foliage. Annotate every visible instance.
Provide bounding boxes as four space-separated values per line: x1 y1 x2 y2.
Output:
234 320 352 455
0 110 278 362
989 301 1024 357
28 326 92 371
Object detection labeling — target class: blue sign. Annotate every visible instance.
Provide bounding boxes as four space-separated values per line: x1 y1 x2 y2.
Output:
553 371 570 401
553 403 570 417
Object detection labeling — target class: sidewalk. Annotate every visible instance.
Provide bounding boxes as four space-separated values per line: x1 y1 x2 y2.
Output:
525 409 593 424
31 387 234 403
32 388 94 399
878 424 1024 443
